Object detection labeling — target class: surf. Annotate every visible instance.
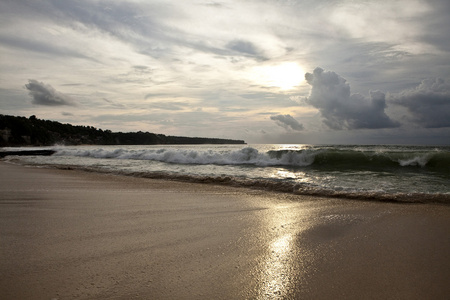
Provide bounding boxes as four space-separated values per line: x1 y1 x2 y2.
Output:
53 145 450 174
3 144 449 203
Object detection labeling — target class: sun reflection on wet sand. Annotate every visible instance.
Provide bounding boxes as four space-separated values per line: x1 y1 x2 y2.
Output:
261 234 294 298
257 205 307 299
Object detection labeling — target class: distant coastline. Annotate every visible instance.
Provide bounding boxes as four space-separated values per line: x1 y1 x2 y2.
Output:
0 114 245 147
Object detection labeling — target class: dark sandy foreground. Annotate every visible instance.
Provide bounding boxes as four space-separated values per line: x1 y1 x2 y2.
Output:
0 162 449 300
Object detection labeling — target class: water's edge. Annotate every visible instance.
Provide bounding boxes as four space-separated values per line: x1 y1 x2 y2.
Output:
6 159 449 205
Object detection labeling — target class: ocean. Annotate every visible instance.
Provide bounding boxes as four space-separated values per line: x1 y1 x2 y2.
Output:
2 144 449 203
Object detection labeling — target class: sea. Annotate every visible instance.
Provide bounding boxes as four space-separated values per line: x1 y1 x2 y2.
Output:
2 144 450 203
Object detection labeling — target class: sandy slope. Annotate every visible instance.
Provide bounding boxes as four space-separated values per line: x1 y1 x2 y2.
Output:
0 162 449 299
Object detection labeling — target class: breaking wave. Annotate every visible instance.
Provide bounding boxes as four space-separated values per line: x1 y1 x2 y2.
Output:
54 146 450 173
4 144 449 204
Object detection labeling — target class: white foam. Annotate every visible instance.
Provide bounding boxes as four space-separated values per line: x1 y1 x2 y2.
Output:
398 154 430 167
54 146 316 167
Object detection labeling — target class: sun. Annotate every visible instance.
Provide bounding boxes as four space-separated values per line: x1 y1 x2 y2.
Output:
250 62 304 90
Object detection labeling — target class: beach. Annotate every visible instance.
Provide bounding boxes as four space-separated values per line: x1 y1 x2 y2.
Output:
1 161 449 299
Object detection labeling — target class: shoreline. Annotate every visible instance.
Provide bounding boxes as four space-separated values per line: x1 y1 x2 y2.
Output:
4 158 450 205
1 162 449 299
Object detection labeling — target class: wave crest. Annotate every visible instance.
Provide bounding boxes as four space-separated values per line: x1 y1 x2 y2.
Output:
54 146 450 173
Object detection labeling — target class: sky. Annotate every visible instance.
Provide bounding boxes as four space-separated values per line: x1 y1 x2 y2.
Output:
1 0 449 145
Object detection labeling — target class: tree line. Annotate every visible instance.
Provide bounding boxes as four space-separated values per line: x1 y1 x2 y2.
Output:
0 114 245 146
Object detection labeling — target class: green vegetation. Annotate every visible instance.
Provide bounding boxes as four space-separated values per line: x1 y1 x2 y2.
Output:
0 114 245 146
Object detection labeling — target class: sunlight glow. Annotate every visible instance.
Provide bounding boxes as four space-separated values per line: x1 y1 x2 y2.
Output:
251 62 304 90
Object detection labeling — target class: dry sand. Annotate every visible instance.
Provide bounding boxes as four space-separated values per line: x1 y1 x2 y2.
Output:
0 162 449 299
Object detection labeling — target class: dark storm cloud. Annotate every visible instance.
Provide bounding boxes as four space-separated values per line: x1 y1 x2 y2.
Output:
270 114 304 131
25 80 76 106
304 67 400 130
390 78 450 128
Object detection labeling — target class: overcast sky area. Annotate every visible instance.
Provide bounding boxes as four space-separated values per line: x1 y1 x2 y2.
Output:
1 0 449 145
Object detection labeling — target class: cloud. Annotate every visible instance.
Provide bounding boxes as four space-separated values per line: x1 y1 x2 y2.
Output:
148 101 189 111
304 67 400 130
390 78 450 128
0 35 96 61
25 80 76 106
102 98 125 108
27 1 261 62
270 114 304 131
226 40 260 56
418 0 450 53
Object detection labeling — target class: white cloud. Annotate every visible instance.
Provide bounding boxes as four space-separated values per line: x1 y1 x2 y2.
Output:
390 78 450 128
304 67 399 130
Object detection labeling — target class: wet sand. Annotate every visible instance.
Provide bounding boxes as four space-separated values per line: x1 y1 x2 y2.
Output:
0 162 449 299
